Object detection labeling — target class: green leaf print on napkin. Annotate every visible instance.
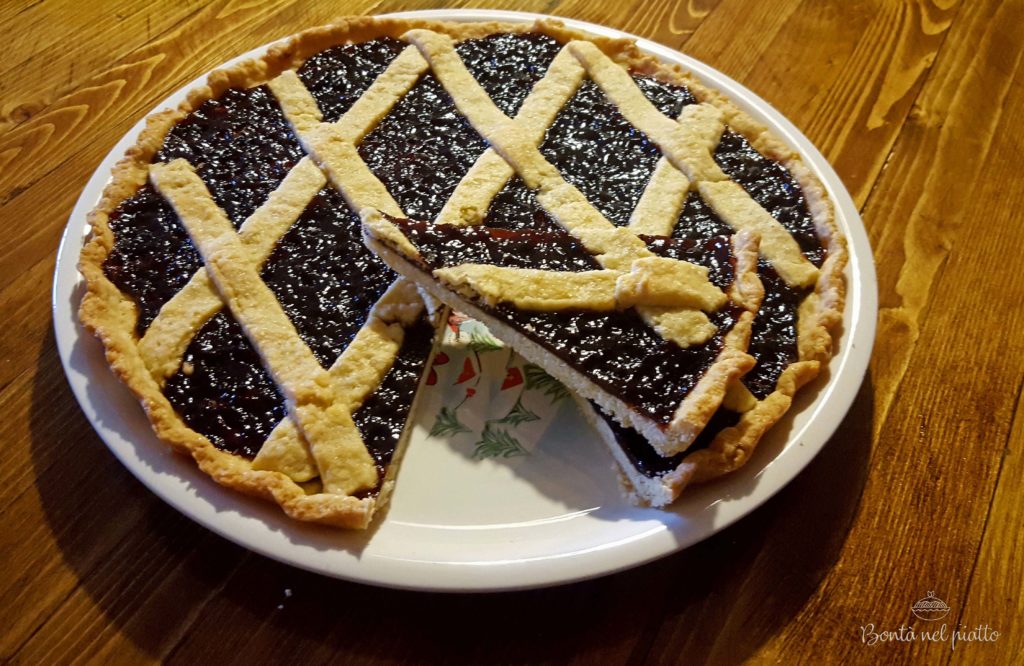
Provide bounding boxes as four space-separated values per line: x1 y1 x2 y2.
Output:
473 423 528 459
429 405 471 438
496 396 540 426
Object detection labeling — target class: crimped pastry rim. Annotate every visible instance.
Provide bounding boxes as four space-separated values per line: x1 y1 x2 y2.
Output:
72 14 847 530
56 10 874 591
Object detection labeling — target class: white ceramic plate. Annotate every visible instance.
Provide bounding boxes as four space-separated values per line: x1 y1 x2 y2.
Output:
52 9 877 592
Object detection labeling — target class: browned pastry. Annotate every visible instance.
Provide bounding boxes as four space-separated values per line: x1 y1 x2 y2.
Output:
79 17 846 522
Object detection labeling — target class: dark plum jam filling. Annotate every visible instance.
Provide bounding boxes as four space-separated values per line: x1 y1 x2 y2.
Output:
538 76 696 227
669 169 809 399
392 217 600 272
262 188 395 368
394 218 740 425
163 310 436 465
157 85 304 227
357 33 566 224
298 37 406 122
672 191 734 242
163 182 434 459
482 176 560 232
594 403 741 478
164 312 287 459
102 32 826 462
640 234 735 289
713 129 825 266
742 261 806 400
359 73 489 221
482 75 695 233
666 132 825 398
104 84 304 334
634 75 698 117
456 32 563 117
104 185 203 334
354 317 436 475
492 305 741 425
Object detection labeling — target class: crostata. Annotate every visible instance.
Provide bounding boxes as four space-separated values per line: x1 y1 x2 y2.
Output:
79 17 846 526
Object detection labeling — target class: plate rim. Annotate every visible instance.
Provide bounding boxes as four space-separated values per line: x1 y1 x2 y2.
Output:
52 8 877 592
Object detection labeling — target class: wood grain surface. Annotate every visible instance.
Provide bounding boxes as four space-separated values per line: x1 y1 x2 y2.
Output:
1 0 1020 663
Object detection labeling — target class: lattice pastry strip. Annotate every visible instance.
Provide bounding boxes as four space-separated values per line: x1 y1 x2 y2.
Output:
78 18 846 525
627 104 719 236
433 259 727 312
219 44 444 480
139 42 434 388
252 279 423 480
267 46 425 216
405 31 647 269
150 160 380 496
402 29 818 294
568 40 820 289
139 157 326 382
404 30 734 352
135 45 441 490
433 47 587 227
351 29 763 454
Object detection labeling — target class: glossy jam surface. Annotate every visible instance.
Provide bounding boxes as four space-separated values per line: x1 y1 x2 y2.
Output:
161 183 411 458
482 74 695 232
354 317 436 474
104 185 203 333
394 217 600 272
456 33 563 116
163 313 436 464
672 191 734 242
671 143 821 398
538 76 695 227
158 85 304 227
635 75 698 116
596 403 741 478
482 176 558 232
110 39 442 459
497 305 741 424
298 37 406 122
105 84 304 334
714 130 825 266
164 312 287 458
359 73 488 221
262 188 395 368
401 219 739 425
742 261 807 400
641 234 735 289
357 34 563 223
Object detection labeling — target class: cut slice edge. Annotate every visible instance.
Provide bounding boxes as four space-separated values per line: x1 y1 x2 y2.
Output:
575 357 819 506
362 209 763 456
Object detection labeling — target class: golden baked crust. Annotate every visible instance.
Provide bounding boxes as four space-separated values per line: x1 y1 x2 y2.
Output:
608 86 844 501
79 16 651 526
558 25 846 500
393 20 842 503
79 15 847 518
77 17 465 528
361 22 845 474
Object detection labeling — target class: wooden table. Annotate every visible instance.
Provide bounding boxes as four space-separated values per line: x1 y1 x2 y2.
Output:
2 1 1021 663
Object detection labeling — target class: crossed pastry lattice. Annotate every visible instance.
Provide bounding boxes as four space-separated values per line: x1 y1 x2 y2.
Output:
145 27 820 496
